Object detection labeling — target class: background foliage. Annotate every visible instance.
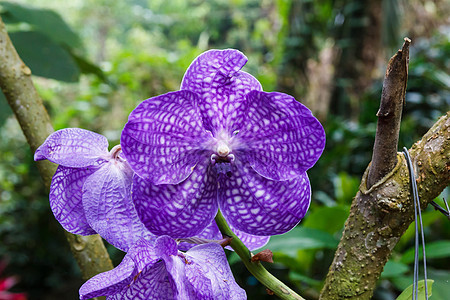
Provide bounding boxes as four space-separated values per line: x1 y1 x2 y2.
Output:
0 0 448 299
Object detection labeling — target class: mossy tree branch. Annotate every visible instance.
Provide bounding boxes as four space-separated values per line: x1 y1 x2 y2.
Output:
319 39 450 299
0 16 113 281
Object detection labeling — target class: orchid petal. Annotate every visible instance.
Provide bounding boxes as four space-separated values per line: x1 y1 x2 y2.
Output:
79 254 136 300
110 261 175 300
35 128 108 167
186 243 246 299
82 162 154 252
50 165 96 235
132 162 218 238
219 160 311 236
231 226 270 251
121 90 211 185
181 49 262 134
236 91 325 181
128 238 162 272
163 255 196 299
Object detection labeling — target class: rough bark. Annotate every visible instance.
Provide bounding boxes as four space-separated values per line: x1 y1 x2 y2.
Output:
367 38 410 188
0 16 113 281
319 112 449 299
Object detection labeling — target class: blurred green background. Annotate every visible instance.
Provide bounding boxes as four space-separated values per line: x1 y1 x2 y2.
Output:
0 0 448 299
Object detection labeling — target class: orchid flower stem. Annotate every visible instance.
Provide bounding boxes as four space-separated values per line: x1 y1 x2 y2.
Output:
215 210 305 300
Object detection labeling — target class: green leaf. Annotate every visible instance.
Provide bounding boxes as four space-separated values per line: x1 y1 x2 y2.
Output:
9 31 80 82
265 227 339 257
396 279 433 300
302 205 349 234
0 1 82 49
69 51 108 81
396 210 442 249
333 172 360 204
227 252 241 265
401 241 450 264
289 271 322 287
381 261 410 278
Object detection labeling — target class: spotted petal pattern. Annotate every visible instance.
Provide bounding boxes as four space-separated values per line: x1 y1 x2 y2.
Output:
82 162 154 252
35 128 108 167
79 236 246 300
235 91 326 181
49 165 96 235
186 243 246 300
79 254 136 300
121 91 211 185
132 162 218 238
219 159 311 236
111 261 175 300
181 49 262 134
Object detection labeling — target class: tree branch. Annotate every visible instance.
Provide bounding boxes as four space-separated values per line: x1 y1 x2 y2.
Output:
319 114 449 297
0 16 113 281
367 38 410 188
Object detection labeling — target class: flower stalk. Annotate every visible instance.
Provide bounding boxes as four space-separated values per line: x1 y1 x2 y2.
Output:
215 210 305 300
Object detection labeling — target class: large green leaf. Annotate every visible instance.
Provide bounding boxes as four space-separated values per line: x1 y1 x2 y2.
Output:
69 51 108 81
333 172 360 204
401 240 450 264
396 280 433 300
289 271 322 287
381 260 410 278
302 205 349 234
9 31 80 82
265 227 339 257
0 1 81 49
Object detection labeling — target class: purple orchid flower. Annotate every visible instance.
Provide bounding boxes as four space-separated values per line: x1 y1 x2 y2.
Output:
79 236 246 300
121 49 325 238
34 128 154 252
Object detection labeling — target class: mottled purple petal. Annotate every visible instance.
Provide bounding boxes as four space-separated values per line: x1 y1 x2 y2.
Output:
111 261 175 300
231 226 270 251
186 243 246 300
219 159 311 236
128 238 162 272
121 90 211 185
235 91 325 181
181 49 262 134
184 260 214 299
163 255 196 299
82 162 154 252
50 165 96 235
79 254 136 300
132 162 218 238
35 128 108 167
153 236 178 259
